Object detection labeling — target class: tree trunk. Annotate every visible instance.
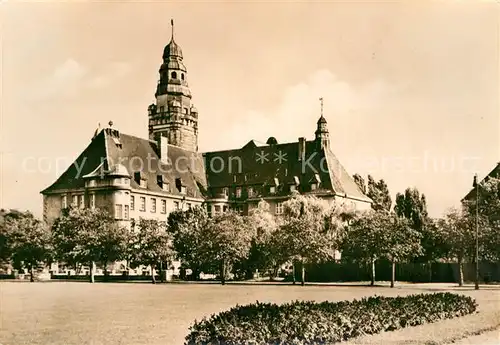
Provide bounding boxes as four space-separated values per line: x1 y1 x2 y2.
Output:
159 261 164 283
221 259 226 285
301 259 305 286
151 266 156 284
370 259 376 286
457 254 464 287
103 262 108 282
89 261 95 283
428 261 432 283
390 260 395 288
292 262 296 285
29 264 34 282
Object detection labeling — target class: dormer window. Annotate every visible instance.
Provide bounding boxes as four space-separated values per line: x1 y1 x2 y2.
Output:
135 172 147 188
112 137 122 148
311 183 317 191
270 186 276 194
236 187 242 198
157 175 169 192
175 177 186 194
222 187 228 196
290 185 296 192
248 187 254 197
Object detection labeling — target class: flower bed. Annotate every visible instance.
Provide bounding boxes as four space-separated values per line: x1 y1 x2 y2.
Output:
185 292 477 344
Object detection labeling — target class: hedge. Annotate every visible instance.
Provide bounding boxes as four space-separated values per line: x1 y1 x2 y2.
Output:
185 292 477 345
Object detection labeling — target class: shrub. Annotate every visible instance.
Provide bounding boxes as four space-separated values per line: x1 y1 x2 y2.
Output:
185 292 477 345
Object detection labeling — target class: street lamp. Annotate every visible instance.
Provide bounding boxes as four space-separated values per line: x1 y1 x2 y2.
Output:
473 174 479 290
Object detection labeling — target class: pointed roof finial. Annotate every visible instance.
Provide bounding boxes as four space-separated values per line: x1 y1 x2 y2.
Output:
319 97 324 118
171 19 174 40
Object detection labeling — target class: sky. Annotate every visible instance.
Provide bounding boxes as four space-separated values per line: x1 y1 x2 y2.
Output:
1 1 499 218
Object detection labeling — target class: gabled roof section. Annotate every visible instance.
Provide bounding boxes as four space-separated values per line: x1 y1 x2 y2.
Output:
41 129 208 198
41 131 108 193
462 162 500 201
203 139 372 202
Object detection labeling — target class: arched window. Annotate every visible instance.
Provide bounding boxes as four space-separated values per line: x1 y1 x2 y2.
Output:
181 73 185 80
171 71 177 79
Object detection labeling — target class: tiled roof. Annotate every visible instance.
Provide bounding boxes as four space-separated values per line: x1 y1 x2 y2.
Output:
462 162 500 201
41 129 207 198
203 140 371 202
41 129 370 203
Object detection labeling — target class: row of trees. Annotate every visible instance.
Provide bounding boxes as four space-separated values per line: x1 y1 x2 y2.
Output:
1 176 498 286
352 173 500 285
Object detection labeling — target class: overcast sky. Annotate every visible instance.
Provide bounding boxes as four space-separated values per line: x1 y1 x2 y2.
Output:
1 1 499 218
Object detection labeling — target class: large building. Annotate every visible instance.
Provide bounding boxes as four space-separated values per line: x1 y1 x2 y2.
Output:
41 24 371 232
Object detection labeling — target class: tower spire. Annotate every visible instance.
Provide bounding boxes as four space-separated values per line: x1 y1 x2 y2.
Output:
319 97 324 118
171 19 174 40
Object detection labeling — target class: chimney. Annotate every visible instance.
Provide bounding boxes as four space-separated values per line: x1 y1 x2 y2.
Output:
159 135 169 165
298 137 306 161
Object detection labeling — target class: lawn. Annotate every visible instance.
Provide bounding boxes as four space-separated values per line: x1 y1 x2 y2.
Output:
0 281 498 345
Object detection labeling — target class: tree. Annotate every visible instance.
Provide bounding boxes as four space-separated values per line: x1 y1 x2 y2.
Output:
394 187 436 263
52 207 129 283
4 211 52 282
130 218 175 284
238 200 281 280
438 207 475 286
276 193 345 286
366 175 392 211
0 209 18 269
384 216 422 287
341 210 422 287
353 174 367 195
462 176 500 262
202 211 254 285
167 206 211 280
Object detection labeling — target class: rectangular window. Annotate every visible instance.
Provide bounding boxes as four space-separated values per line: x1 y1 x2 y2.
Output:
79 195 85 208
124 205 129 220
115 204 123 219
72 195 78 206
174 201 180 210
236 187 242 198
151 198 156 213
161 200 167 214
248 187 253 197
270 186 276 194
90 194 95 209
276 202 284 215
311 183 317 191
140 197 146 212
207 204 212 217
130 196 135 210
62 195 67 209
222 187 228 196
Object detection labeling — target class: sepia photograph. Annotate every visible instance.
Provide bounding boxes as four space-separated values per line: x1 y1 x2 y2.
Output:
0 1 499 344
